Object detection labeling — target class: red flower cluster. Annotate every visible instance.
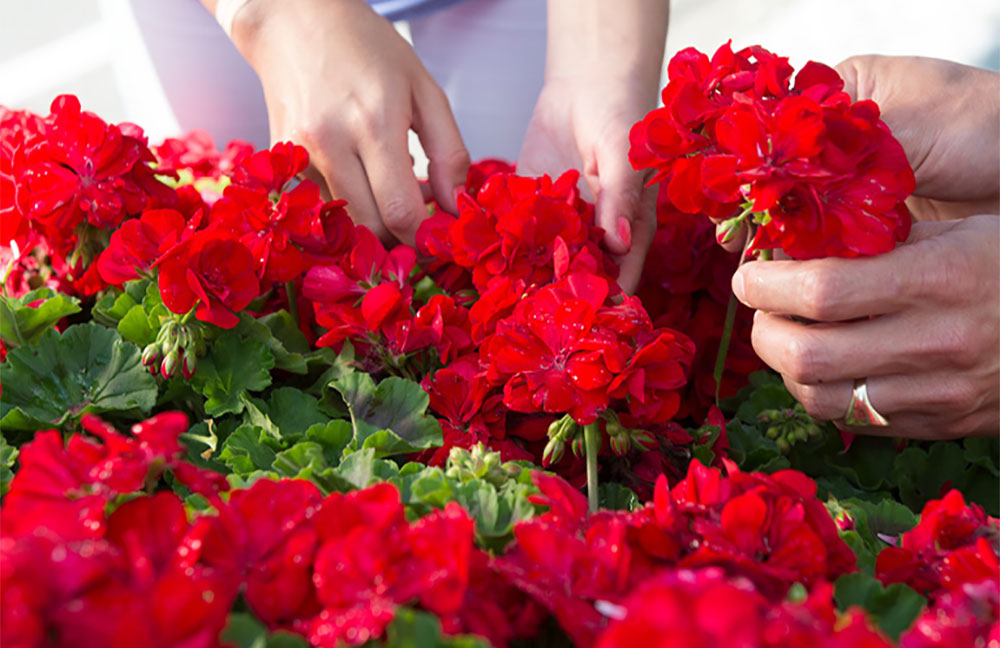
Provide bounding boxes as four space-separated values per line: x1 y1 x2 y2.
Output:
97 140 352 330
1 422 529 648
596 569 890 648
899 580 999 648
1 96 174 296
495 461 857 646
876 489 999 597
636 191 763 419
629 42 914 259
1 413 232 648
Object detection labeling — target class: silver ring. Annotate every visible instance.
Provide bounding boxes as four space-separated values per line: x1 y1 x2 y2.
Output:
843 377 890 427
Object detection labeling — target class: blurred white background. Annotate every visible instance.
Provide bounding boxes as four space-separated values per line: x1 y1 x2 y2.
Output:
1 0 997 153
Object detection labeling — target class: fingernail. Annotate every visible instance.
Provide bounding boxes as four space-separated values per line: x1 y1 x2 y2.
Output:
732 269 747 305
616 217 632 251
453 184 467 201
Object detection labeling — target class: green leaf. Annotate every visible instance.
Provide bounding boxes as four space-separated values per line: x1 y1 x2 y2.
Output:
220 613 266 648
263 387 330 440
383 608 489 648
894 442 967 512
599 482 640 511
189 331 275 416
325 448 400 492
218 425 277 475
1 434 18 495
116 304 157 347
0 323 158 430
332 373 442 458
0 289 81 347
834 572 926 640
303 420 353 466
93 284 140 327
234 313 308 374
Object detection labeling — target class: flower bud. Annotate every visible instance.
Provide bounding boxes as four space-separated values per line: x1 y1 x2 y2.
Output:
542 435 565 466
181 350 197 379
141 343 160 368
160 349 179 379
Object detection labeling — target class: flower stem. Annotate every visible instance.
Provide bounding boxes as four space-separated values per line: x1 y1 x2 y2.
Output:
714 220 763 406
584 422 601 513
285 280 299 328
179 308 195 325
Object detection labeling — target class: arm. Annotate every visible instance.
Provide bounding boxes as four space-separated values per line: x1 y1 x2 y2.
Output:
519 0 670 293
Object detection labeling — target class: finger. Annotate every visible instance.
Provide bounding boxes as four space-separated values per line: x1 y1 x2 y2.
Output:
413 80 470 215
784 373 986 440
299 163 333 202
732 252 916 321
750 310 972 385
613 183 658 294
358 127 430 246
315 149 389 241
594 147 646 256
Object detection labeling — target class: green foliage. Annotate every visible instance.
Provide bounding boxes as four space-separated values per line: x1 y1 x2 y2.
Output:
598 482 640 511
189 331 275 416
382 608 489 648
0 288 81 347
332 373 443 457
724 371 1000 516
828 497 918 575
834 572 926 640
0 323 157 431
1 435 17 495
220 613 309 648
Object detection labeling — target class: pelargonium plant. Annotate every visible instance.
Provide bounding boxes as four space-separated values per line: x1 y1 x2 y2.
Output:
1 42 996 648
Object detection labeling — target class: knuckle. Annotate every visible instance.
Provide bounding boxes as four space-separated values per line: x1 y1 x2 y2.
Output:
936 319 977 368
431 145 471 174
799 267 839 320
783 333 823 384
938 378 980 414
789 381 834 420
293 119 334 153
345 94 390 139
379 196 418 232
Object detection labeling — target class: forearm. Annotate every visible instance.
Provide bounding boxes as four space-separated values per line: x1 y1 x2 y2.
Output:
545 0 669 87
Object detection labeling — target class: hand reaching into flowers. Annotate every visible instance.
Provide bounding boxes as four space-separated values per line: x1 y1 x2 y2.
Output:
730 56 1000 439
518 1 669 294
202 0 470 245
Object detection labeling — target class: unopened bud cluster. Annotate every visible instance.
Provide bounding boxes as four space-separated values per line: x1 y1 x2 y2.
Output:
758 403 822 454
141 319 204 380
445 443 520 487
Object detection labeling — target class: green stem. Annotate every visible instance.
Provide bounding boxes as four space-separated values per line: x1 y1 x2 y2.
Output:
285 281 299 328
714 219 763 406
179 308 195 325
584 422 601 513
713 292 739 406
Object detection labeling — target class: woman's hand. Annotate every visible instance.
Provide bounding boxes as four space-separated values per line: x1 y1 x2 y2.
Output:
733 215 999 439
227 0 470 244
518 0 669 294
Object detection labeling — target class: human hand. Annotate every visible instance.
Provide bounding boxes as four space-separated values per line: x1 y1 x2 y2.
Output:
518 76 658 294
732 215 1000 439
836 55 1000 222
229 0 469 244
517 0 668 295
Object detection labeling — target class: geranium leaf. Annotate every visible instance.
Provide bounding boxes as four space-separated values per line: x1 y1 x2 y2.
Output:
0 289 81 347
218 425 277 475
234 312 308 375
0 323 157 430
263 387 330 440
92 280 149 327
384 607 489 648
117 304 157 347
332 373 442 458
1 435 17 495
189 331 275 416
893 442 967 512
598 482 640 511
833 572 925 640
303 420 353 466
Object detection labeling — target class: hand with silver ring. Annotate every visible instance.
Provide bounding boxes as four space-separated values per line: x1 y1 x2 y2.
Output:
733 215 999 440
842 378 889 427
